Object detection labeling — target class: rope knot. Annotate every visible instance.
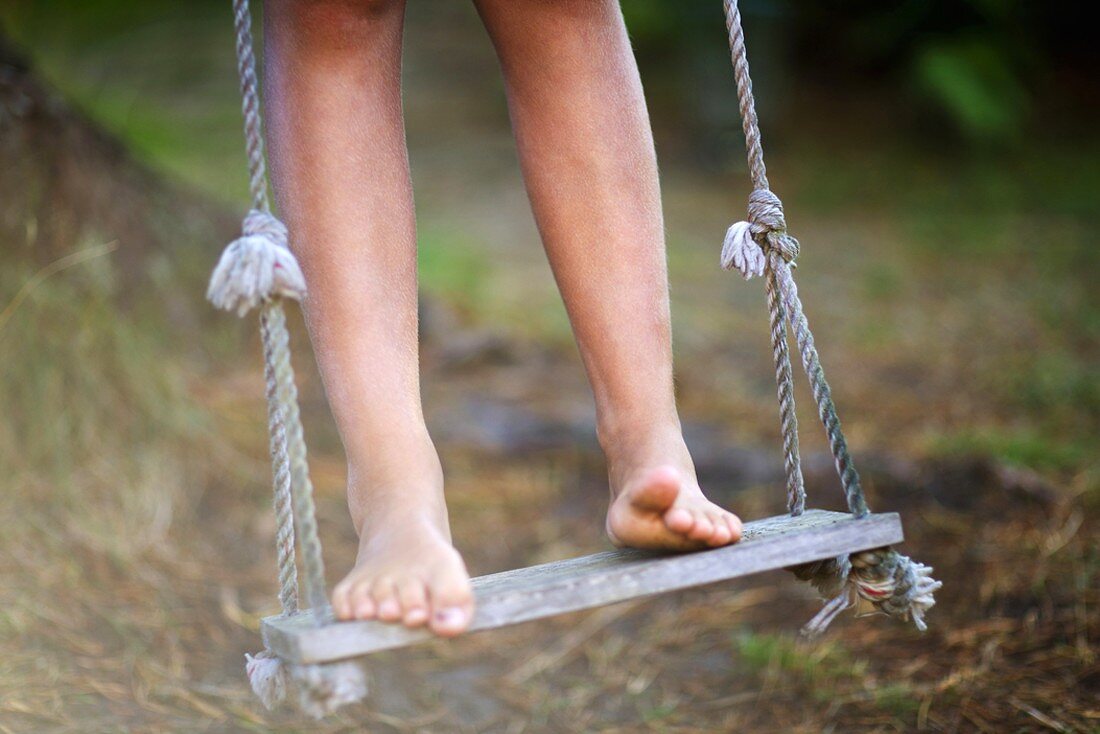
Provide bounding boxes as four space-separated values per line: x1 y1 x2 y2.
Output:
795 547 942 637
720 189 799 279
245 648 368 718
850 549 942 631
291 660 369 719
242 208 289 246
207 209 307 317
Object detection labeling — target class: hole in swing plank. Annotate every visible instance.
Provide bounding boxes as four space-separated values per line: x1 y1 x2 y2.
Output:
262 509 903 664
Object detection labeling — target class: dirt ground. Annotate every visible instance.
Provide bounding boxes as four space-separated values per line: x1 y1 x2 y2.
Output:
4 272 1096 732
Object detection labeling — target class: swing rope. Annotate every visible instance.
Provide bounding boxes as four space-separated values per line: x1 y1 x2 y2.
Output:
720 0 940 634
208 0 367 718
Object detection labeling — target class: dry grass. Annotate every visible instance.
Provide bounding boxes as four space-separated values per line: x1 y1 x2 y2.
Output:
1 238 1095 731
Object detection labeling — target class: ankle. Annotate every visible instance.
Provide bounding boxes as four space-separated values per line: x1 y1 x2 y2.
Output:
351 484 450 541
596 411 684 458
357 504 451 550
346 413 437 468
345 427 447 536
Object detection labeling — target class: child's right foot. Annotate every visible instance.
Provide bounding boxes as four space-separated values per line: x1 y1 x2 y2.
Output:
331 463 474 636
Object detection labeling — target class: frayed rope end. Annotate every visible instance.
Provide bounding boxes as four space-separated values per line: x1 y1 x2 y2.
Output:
720 220 765 279
878 555 942 632
245 650 289 710
292 660 369 720
245 649 368 718
794 548 942 637
207 210 306 317
721 189 801 279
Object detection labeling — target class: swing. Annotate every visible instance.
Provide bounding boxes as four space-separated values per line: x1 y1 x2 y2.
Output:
206 0 941 717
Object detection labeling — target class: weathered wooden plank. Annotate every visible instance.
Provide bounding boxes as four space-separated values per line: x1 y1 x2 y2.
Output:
263 510 902 664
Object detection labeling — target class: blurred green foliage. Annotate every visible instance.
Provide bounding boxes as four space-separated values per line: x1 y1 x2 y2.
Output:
620 0 1095 146
5 0 1095 189
932 429 1091 475
913 34 1030 143
1 0 248 201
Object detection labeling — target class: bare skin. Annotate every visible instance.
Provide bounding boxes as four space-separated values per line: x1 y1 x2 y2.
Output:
264 0 741 638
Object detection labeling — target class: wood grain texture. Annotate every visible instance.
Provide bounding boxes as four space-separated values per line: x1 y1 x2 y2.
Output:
262 509 903 664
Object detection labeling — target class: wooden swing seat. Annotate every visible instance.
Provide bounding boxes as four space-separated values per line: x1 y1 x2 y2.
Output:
262 509 903 665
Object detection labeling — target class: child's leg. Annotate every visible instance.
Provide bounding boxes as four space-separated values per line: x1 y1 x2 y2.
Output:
474 0 741 550
264 0 472 635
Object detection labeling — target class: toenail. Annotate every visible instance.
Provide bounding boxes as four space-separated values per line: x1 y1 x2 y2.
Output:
434 607 466 626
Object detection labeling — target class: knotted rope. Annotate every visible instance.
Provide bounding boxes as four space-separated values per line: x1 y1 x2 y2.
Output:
209 0 366 717
207 210 306 316
794 550 942 635
719 0 940 634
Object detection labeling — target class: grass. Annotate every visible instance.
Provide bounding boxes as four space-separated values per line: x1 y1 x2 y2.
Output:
872 683 922 717
0 246 243 732
733 630 867 700
0 246 205 565
928 428 1094 476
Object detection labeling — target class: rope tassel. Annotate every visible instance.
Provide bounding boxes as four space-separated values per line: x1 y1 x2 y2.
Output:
245 650 289 710
721 190 799 279
795 550 943 636
849 549 942 631
245 650 369 718
207 210 306 317
721 221 765 278
292 661 370 720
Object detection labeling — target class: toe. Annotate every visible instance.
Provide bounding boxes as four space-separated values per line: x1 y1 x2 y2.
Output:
629 466 680 513
332 580 353 620
707 513 732 546
663 506 695 534
725 513 743 542
396 578 430 628
431 606 469 637
371 578 402 622
350 579 376 620
429 574 474 637
686 512 715 541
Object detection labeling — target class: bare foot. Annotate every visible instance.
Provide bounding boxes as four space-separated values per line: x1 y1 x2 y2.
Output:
331 457 474 636
605 431 742 551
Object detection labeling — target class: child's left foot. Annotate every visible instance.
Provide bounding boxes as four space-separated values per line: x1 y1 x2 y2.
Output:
604 430 742 551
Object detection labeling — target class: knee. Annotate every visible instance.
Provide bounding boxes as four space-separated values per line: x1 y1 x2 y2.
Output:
350 0 406 18
270 0 406 36
480 0 620 33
